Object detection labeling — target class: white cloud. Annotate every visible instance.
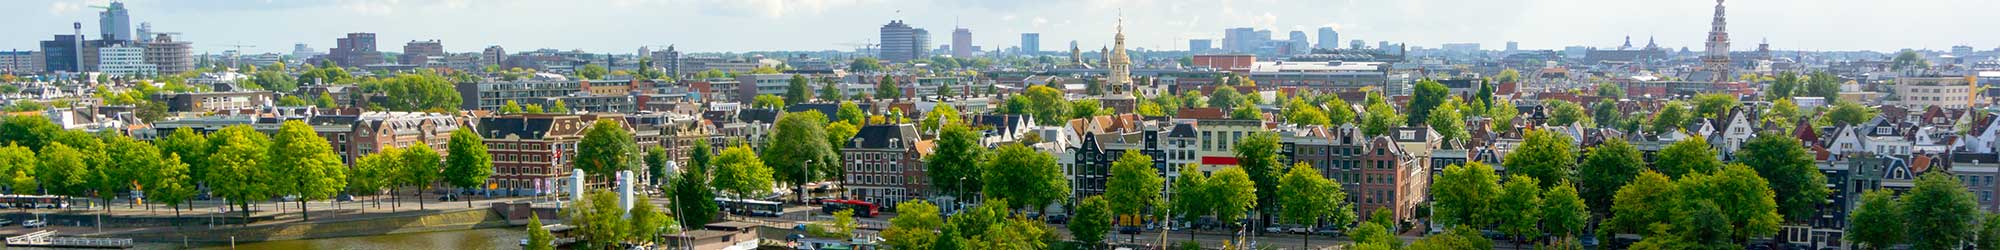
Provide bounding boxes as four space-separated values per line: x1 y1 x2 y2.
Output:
339 0 399 15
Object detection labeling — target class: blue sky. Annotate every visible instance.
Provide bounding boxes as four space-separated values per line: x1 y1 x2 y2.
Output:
3 0 1995 55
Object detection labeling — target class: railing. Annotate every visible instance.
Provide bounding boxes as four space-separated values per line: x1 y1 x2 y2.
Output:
5 230 135 249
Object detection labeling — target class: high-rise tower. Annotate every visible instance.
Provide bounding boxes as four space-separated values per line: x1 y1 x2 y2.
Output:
99 1 132 42
1702 0 1733 83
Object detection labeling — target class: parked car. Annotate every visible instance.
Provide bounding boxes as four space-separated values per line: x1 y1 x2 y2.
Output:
1118 225 1142 234
1287 226 1312 234
1263 226 1285 234
22 219 45 228
1044 214 1069 224
0 219 12 226
1313 226 1342 236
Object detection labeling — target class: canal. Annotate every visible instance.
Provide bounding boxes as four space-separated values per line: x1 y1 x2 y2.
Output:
123 228 526 250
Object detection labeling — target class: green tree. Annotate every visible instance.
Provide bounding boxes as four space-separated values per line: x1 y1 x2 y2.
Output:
785 74 812 104
836 101 865 125
1903 172 1981 250
644 146 668 186
1597 82 1625 99
982 143 1070 210
921 104 962 133
1692 93 1739 119
401 143 443 210
1650 102 1691 133
767 110 838 202
1676 164 1782 242
566 189 628 249
1734 133 1830 222
351 146 401 208
526 213 555 250
1892 50 1930 71
268 120 348 220
1605 170 1677 235
877 76 903 100
1429 99 1468 144
316 92 338 109
883 200 943 249
1433 162 1500 227
1349 222 1401 249
574 119 640 178
1654 137 1723 178
1070 196 1114 246
1805 71 1841 101
1409 227 1494 250
1408 79 1450 126
628 198 675 244
1278 163 1350 249
550 100 570 114
1546 100 1589 126
1542 182 1588 239
1767 72 1800 100
278 95 311 106
848 58 884 73
1072 99 1110 118
202 126 270 219
1208 87 1243 111
1495 175 1544 242
1234 132 1282 224
1325 97 1356 126
1208 166 1258 229
523 104 544 114
577 64 608 80
1507 129 1577 189
1106 150 1164 220
0 144 35 193
1489 98 1519 125
669 167 719 228
1825 101 1877 126
1180 90 1206 109
1361 95 1403 137
1765 99 1801 128
1846 189 1904 250
500 100 524 114
1229 102 1261 120
711 145 774 214
1024 85 1069 126
752 94 785 109
1577 138 1643 216
362 73 462 112
817 78 845 102
444 129 494 207
36 142 91 198
156 127 209 185
1592 99 1622 129
1170 163 1210 240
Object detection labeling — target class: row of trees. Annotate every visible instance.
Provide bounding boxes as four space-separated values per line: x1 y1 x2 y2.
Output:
0 116 494 222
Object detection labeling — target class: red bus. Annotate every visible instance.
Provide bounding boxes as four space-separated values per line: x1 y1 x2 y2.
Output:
819 199 880 218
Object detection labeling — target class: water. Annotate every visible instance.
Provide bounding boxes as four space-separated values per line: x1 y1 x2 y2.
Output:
146 228 526 250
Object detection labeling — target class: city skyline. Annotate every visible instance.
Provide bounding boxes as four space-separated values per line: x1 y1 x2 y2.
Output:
4 0 1997 55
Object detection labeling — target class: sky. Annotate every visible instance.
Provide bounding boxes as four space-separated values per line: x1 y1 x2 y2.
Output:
3 0 1996 55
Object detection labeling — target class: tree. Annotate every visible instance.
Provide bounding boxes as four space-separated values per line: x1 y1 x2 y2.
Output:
1892 50 1930 72
499 101 523 115
883 200 944 249
1734 133 1829 222
1170 164 1210 239
1846 189 1903 250
1825 101 1877 126
1208 166 1258 229
1409 227 1494 250
1489 98 1519 125
363 73 462 112
1650 102 1691 133
1764 99 1801 128
1676 164 1782 242
817 78 845 102
1546 100 1589 126
1578 138 1643 216
0 144 35 194
1433 162 1501 227
1429 99 1468 144
352 146 401 208
1767 72 1800 100
982 143 1070 211
1980 213 2000 250
767 110 838 202
848 58 884 73
1597 82 1625 99
36 142 90 198
1495 175 1543 242
203 126 270 219
566 189 628 249
268 120 348 221
876 76 903 100
1592 100 1622 129
1542 182 1588 239
1085 78 1105 96
1805 71 1841 101
1106 150 1164 221
250 71 299 91
402 143 443 210
643 146 669 187
1903 172 1981 250
1654 137 1722 178
1070 196 1114 246
550 100 570 114
785 74 812 104
1692 93 1739 119
444 129 494 207
278 95 311 106
1229 103 1260 120
156 127 209 185
1409 79 1450 126
711 145 774 214
1234 132 1282 224
526 213 555 250
1361 95 1403 137
1349 222 1401 249
523 104 544 114
575 119 640 178
1605 170 1677 235
752 94 786 109
835 101 865 125
1325 97 1357 126
1278 163 1349 249
669 167 719 228
1507 129 1577 189
577 64 608 80
628 198 675 245
1072 99 1110 118
1208 87 1243 111
316 92 338 109
921 104 962 133
1024 85 1069 126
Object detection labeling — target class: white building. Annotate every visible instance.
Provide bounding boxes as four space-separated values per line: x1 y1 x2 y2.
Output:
97 44 156 77
1888 76 1978 110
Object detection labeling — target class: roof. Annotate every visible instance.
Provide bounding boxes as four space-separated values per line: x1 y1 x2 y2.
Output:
851 124 919 149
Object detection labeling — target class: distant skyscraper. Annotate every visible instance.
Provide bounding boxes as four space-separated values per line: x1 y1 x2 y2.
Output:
328 32 382 67
952 28 973 58
292 43 315 58
1020 33 1041 54
1351 40 1365 50
1316 27 1339 50
878 20 929 63
1506 41 1519 52
135 22 152 43
1702 0 1733 83
1189 39 1212 52
41 34 83 72
1223 27 1267 53
483 45 507 68
401 40 444 66
99 1 132 41
1288 31 1310 54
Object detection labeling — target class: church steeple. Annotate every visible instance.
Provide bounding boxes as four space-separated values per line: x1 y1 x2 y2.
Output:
1107 15 1132 96
1702 0 1734 83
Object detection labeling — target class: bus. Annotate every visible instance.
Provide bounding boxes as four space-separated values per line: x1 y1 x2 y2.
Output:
715 198 784 217
0 195 67 209
819 199 880 218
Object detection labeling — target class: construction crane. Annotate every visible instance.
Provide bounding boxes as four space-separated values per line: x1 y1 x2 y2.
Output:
835 39 877 61
212 42 257 68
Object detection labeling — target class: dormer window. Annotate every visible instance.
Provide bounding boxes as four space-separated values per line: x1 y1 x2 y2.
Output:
1877 127 1892 135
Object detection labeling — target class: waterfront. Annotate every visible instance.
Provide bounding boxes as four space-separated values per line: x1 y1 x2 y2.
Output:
166 228 524 250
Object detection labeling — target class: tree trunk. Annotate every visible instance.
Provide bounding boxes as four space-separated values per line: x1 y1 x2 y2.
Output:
299 199 309 221
417 186 426 210
239 202 252 226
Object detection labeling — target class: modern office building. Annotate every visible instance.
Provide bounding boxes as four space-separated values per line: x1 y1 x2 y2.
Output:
1222 27 1271 53
99 1 132 42
1189 39 1212 52
401 40 445 66
1505 41 1520 52
96 44 155 77
328 33 382 67
483 45 507 68
879 20 930 63
145 33 193 75
40 34 83 72
1020 33 1041 54
1317 27 1340 50
291 43 319 59
649 45 681 77
952 28 973 58
1288 30 1310 54
0 50 38 74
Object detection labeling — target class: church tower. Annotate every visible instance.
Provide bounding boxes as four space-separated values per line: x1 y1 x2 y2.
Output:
1702 0 1734 83
1107 17 1132 96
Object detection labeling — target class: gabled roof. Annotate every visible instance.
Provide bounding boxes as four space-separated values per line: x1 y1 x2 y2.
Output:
851 124 919 150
